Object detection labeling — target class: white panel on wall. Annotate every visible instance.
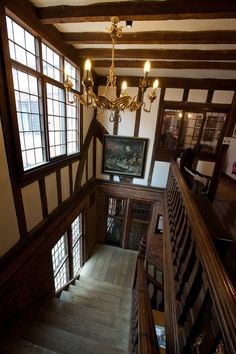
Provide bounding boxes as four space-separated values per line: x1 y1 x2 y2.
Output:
151 161 170 188
118 87 138 136
61 166 70 201
45 173 58 213
196 160 215 177
96 138 109 180
212 90 234 104
0 121 20 256
88 140 94 180
96 86 114 135
83 105 94 142
188 89 208 103
22 181 42 231
133 88 161 186
72 161 79 189
224 138 236 180
164 88 184 101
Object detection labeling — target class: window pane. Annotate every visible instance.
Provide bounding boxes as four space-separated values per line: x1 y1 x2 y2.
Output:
46 83 66 158
12 68 45 170
160 109 182 150
200 112 226 154
71 213 83 277
51 234 69 291
42 43 61 81
180 112 204 149
6 17 37 70
65 60 77 90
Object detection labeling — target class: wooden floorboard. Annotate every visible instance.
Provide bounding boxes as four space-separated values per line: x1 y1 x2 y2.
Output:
80 244 138 289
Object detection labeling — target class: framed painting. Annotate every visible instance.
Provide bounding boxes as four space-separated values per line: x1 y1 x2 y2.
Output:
102 135 148 178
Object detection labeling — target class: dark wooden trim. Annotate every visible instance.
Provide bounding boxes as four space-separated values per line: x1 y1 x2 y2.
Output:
148 88 166 184
0 6 27 237
36 1 236 23
38 177 48 218
67 226 74 279
74 118 97 191
183 88 189 102
207 89 214 103
208 92 236 201
134 87 143 137
113 110 120 135
63 30 236 45
56 169 62 204
96 118 109 143
221 171 236 184
93 135 96 178
94 60 236 71
0 178 96 283
77 48 236 61
98 75 236 91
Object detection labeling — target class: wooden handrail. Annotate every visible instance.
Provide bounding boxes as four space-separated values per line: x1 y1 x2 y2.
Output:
164 161 236 353
129 254 160 354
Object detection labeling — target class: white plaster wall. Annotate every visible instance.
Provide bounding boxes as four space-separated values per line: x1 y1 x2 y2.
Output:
96 86 114 135
88 140 94 180
164 88 184 101
224 137 236 180
196 160 215 177
72 161 79 189
61 166 70 201
151 161 170 188
133 88 161 186
0 121 20 256
118 87 138 136
45 173 58 213
212 90 234 104
96 138 109 180
83 105 94 142
188 89 208 103
22 181 42 231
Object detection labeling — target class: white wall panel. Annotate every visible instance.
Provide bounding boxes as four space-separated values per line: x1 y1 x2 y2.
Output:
96 86 114 135
151 161 170 188
88 140 94 180
96 138 109 180
0 121 20 256
61 166 70 201
164 88 184 101
118 87 138 136
133 88 160 186
212 90 234 104
188 89 208 103
196 160 215 177
22 181 42 231
45 173 58 213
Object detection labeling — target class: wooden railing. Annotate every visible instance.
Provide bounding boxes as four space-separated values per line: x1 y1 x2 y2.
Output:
164 162 236 354
129 254 160 354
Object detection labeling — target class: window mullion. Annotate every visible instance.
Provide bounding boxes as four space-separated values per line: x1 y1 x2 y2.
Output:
67 226 74 279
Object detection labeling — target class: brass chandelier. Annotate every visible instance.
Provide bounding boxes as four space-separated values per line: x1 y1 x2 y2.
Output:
64 17 159 121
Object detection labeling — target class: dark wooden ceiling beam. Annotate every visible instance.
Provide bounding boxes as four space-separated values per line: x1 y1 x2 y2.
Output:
36 1 236 24
77 48 236 60
93 60 236 70
98 75 236 90
63 31 236 45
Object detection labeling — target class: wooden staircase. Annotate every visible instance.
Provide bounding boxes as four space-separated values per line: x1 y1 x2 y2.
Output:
0 245 137 354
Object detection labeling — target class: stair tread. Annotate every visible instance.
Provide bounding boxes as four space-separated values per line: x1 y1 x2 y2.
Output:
0 337 59 354
59 290 131 319
49 297 130 329
75 278 132 298
38 308 128 351
21 321 126 354
78 275 133 292
69 284 131 307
